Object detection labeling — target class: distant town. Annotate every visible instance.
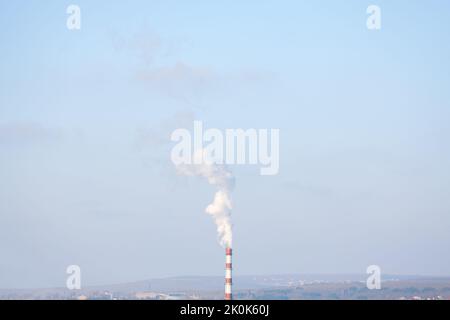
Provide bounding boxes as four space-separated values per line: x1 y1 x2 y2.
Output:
1 274 449 300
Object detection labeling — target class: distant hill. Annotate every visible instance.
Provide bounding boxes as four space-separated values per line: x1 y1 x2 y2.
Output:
1 274 449 300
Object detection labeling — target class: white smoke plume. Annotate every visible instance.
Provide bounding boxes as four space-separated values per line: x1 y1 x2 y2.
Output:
176 149 234 248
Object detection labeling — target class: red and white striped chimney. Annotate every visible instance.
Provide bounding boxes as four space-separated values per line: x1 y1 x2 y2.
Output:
225 247 232 300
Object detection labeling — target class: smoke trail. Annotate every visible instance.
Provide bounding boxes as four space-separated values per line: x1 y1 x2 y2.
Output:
176 149 234 248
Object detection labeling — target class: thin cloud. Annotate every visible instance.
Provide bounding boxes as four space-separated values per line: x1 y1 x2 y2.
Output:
0 123 63 146
136 62 216 103
112 29 166 66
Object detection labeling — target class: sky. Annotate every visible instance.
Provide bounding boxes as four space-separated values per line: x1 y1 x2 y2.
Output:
1 1 450 288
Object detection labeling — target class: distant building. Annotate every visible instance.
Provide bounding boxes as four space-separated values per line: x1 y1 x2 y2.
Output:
135 291 159 300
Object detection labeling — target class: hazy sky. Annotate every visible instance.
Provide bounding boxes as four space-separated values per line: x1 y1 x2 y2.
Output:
1 1 450 288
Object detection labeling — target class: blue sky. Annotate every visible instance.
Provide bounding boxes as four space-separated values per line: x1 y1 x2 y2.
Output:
1 1 450 288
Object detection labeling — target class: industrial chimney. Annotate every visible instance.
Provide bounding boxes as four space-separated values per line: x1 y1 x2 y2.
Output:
225 247 232 300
